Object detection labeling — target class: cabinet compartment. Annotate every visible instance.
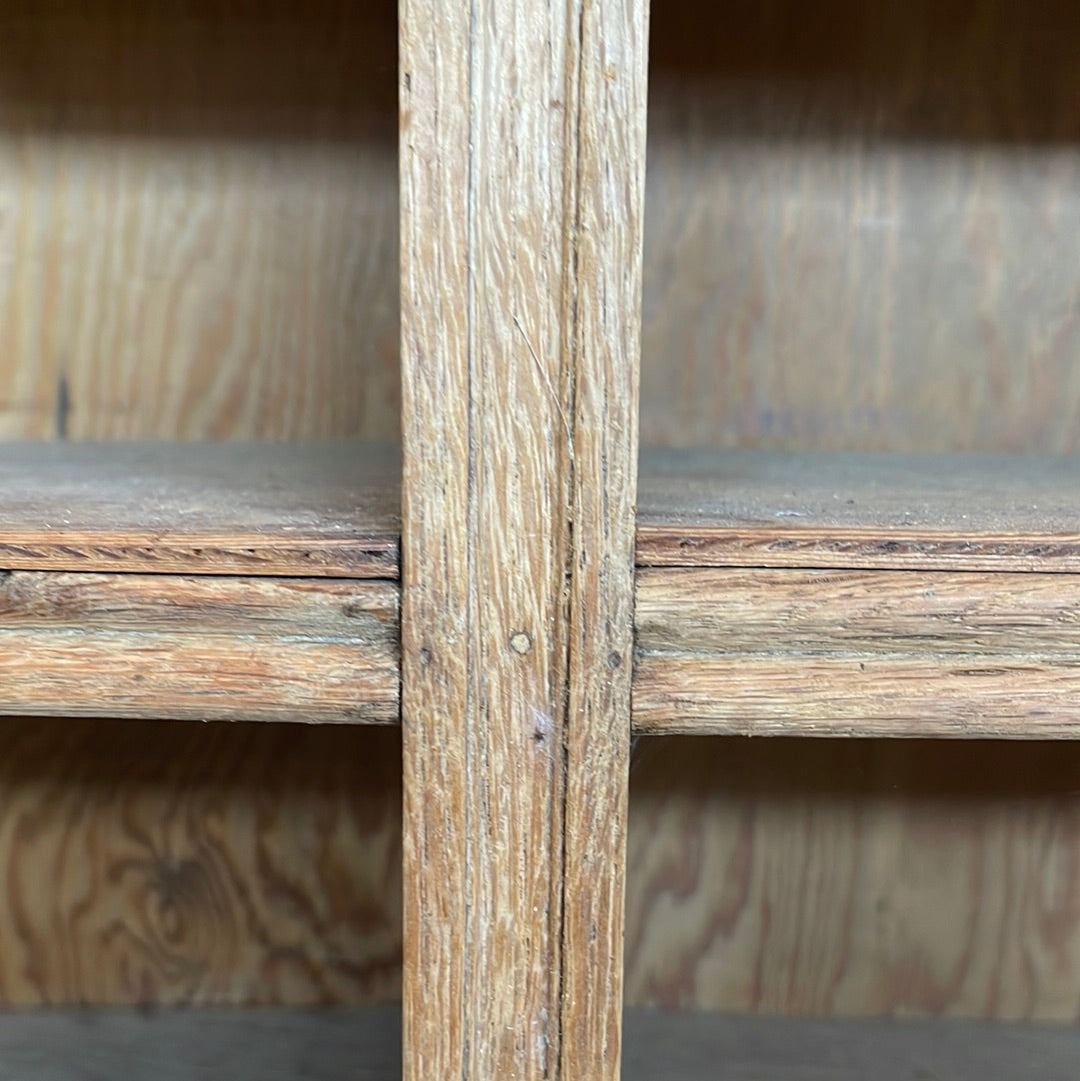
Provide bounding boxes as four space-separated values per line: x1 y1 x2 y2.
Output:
631 1 1080 1074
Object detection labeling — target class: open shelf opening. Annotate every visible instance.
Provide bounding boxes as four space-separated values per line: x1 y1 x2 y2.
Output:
0 6 403 1074
632 1 1080 1074
0 1 399 444
0 718 402 1078
623 735 1080 1079
641 0 1078 455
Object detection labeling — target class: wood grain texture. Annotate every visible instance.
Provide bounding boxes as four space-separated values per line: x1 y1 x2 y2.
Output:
400 0 646 1076
640 0 1080 454
0 0 399 442
0 442 400 577
635 568 1080 737
0 571 399 725
0 1 404 1011
0 720 400 1006
637 448 1080 571
622 1010 1080 1081
626 737 1080 1021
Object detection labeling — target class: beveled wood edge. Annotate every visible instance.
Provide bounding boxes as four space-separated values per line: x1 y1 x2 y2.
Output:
636 525 1080 573
0 534 400 579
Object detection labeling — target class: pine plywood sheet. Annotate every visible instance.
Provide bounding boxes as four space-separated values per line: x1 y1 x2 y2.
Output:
641 0 1080 453
0 0 399 442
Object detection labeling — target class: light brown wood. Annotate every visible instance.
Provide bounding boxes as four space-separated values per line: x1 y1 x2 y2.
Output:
627 737 1080 1021
0 1 403 1013
0 572 398 724
0 721 400 1006
637 448 1080 571
0 442 399 577
400 0 647 1076
635 568 1080 737
628 0 1080 1038
0 0 399 443
640 0 1080 455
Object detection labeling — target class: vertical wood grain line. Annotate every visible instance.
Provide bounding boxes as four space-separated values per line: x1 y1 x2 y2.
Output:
560 1 649 1078
400 1 648 1078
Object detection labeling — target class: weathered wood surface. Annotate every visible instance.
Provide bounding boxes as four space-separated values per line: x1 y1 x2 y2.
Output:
635 568 1080 737
627 737 1080 1021
641 0 1080 454
0 721 400 1006
0 443 400 577
637 448 1080 571
0 572 399 724
400 0 647 1077
0 0 399 443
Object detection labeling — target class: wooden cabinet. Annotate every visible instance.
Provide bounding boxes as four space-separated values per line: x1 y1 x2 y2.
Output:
1 1 1078 1077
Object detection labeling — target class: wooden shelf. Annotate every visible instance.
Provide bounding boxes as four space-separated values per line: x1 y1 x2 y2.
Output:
0 442 400 724
622 1011 1080 1081
0 1009 1073 1080
9 445 1080 733
634 449 1080 738
638 448 1080 572
0 442 400 578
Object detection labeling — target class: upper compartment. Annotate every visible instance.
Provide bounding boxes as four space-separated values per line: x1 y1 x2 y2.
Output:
0 0 398 442
641 0 1079 454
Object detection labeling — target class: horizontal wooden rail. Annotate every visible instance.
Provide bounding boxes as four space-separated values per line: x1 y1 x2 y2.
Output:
0 572 399 724
634 568 1080 738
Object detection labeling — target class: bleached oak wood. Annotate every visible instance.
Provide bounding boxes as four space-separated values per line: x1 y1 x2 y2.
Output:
635 568 1080 737
0 572 399 724
400 0 647 1077
0 442 399 578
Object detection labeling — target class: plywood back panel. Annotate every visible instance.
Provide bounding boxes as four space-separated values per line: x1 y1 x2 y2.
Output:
626 737 1080 1021
0 719 400 1006
10 724 1080 1020
0 0 398 440
641 0 1080 452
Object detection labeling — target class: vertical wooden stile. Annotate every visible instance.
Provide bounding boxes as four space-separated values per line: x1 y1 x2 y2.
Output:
400 0 648 1077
